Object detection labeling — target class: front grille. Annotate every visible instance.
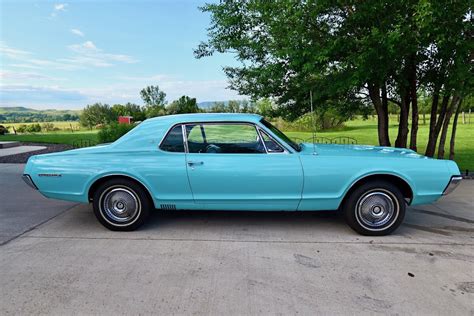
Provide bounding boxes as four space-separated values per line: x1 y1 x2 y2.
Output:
160 204 176 210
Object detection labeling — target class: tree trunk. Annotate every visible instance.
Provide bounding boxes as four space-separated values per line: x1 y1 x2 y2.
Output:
409 67 418 151
368 82 390 146
395 91 410 148
449 99 463 160
425 93 449 156
437 95 459 159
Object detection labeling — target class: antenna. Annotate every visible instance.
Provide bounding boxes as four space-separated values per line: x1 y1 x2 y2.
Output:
310 90 317 155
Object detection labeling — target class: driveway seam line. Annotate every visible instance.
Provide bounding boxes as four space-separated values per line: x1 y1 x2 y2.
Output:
0 203 80 246
17 235 474 246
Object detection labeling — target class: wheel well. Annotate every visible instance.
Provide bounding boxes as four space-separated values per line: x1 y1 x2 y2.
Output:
88 175 153 203
342 174 413 206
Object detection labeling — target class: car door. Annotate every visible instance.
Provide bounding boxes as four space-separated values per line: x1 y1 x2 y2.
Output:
184 122 303 211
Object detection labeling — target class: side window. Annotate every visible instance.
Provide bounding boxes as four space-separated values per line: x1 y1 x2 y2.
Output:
186 123 265 154
160 125 184 152
260 130 284 153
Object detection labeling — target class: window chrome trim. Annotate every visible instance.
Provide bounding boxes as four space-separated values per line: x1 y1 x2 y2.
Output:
256 127 288 154
183 121 278 154
182 124 189 154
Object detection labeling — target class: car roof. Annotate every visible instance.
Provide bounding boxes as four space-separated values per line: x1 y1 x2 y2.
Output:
145 113 263 125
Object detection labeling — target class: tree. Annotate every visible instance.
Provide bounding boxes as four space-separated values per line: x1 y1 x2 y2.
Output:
195 0 471 157
79 103 115 128
166 96 200 115
111 103 146 122
208 101 228 113
140 85 167 118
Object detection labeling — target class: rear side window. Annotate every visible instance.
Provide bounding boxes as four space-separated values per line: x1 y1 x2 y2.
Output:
160 125 184 152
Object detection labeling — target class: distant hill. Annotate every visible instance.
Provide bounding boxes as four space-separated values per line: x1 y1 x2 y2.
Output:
0 107 81 123
0 106 39 113
0 106 80 115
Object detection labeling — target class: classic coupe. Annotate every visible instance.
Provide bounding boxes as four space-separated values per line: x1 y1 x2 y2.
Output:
23 113 462 235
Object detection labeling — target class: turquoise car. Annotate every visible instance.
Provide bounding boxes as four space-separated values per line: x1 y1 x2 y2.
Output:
23 113 462 235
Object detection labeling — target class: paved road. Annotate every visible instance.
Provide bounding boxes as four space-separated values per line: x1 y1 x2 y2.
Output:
0 164 473 314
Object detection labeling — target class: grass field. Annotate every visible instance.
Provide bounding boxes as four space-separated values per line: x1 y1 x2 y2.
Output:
3 121 82 131
1 117 472 171
0 130 98 146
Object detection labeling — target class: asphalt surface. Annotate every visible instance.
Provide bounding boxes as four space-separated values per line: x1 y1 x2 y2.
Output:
0 163 473 315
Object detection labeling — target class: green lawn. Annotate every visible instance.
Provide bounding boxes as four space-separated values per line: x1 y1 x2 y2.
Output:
1 117 472 172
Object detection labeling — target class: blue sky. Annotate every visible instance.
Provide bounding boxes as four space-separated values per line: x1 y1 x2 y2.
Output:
0 0 242 109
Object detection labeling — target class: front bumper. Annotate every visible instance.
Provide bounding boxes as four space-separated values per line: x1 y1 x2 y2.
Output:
22 174 38 190
443 175 462 195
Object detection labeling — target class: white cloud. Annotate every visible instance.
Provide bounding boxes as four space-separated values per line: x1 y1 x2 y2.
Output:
68 41 98 53
114 74 242 102
65 41 137 67
51 3 68 17
0 42 32 59
71 29 84 37
0 70 63 81
1 42 137 70
9 63 43 70
0 84 87 109
54 3 67 11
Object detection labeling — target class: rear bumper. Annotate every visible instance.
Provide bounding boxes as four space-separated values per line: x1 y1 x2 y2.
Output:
22 174 38 190
443 175 462 195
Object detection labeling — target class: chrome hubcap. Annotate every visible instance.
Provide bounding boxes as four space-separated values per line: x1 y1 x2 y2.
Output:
102 188 139 223
357 191 395 228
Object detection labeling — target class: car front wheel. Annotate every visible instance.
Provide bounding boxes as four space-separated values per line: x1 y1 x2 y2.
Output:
92 178 151 231
343 181 406 236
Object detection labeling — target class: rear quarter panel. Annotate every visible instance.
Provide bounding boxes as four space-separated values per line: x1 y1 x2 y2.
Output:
298 155 453 210
27 150 193 208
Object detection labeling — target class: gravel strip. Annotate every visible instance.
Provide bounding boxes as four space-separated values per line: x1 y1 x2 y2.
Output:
0 142 73 163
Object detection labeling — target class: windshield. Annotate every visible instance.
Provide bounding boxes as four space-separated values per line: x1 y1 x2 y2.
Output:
260 119 301 152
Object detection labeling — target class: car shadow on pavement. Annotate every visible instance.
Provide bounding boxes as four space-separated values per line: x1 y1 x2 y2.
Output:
141 209 343 230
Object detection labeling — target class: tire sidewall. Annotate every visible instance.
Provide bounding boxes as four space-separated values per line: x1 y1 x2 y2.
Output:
344 181 406 236
93 179 151 231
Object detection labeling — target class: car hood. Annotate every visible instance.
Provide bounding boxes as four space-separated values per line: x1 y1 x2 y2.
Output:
299 143 428 159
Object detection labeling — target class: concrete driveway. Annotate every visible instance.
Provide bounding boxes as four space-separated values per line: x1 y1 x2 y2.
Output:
0 164 473 315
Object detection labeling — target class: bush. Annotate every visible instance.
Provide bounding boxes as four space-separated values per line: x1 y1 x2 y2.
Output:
0 125 8 135
16 124 27 133
42 122 55 132
98 123 136 143
26 123 42 133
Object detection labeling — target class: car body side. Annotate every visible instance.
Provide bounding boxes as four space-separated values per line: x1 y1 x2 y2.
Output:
23 113 460 211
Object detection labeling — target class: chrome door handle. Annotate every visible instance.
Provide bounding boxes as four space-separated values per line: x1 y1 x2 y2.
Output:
187 161 204 166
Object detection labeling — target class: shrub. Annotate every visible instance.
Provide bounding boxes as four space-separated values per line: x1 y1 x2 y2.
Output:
98 123 136 143
26 123 42 133
41 122 55 132
16 124 27 133
0 125 8 135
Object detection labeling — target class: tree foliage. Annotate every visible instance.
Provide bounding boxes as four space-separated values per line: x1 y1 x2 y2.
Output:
140 85 167 118
167 96 200 115
79 103 116 128
196 0 472 156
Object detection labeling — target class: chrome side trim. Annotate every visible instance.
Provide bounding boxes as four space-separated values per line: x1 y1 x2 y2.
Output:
22 174 38 190
443 176 462 195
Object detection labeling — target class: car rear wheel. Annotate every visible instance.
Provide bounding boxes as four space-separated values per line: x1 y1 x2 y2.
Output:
92 178 151 231
343 181 405 236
